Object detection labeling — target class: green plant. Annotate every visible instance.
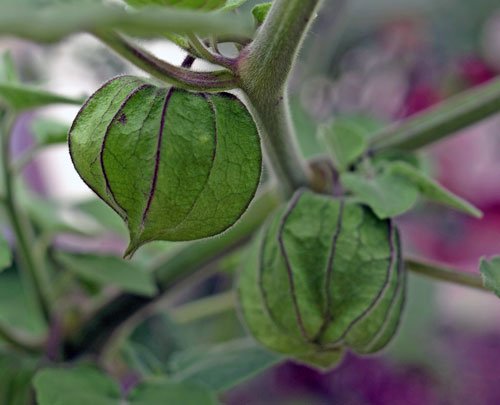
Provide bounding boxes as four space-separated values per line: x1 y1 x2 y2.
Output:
0 0 500 403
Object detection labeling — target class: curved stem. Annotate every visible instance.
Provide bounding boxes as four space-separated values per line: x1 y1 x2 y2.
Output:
187 34 236 70
0 321 44 354
95 31 238 92
406 257 487 291
1 112 52 323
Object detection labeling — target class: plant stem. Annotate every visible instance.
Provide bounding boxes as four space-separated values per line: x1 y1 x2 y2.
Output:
1 112 51 322
0 321 44 354
63 189 280 359
238 0 324 196
171 290 235 324
187 34 235 70
370 76 500 152
0 112 52 324
1 3 253 43
406 257 487 291
95 31 238 92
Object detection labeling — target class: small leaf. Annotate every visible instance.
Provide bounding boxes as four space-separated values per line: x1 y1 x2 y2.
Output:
128 380 218 405
252 2 271 25
0 83 82 111
341 170 419 219
55 252 157 296
0 235 12 272
387 161 482 218
33 367 121 405
169 339 282 392
480 257 500 297
318 119 367 172
69 76 262 257
342 160 481 219
30 118 69 146
318 116 383 172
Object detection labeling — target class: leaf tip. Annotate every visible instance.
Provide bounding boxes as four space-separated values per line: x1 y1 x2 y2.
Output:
123 241 140 260
471 208 484 219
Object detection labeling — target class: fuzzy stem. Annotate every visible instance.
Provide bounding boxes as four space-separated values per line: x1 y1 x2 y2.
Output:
95 31 238 92
171 291 235 324
370 76 500 151
406 257 487 291
238 0 325 196
187 34 235 70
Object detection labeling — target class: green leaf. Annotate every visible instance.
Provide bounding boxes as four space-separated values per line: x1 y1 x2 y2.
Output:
73 198 128 236
169 339 282 392
341 170 419 219
128 380 218 405
30 118 69 146
0 235 12 272
0 352 38 405
238 190 406 369
34 366 218 405
126 0 248 12
69 76 262 257
318 116 383 172
480 257 500 297
20 191 94 236
386 161 482 218
55 252 157 296
0 272 46 335
0 3 253 42
252 3 271 25
0 83 82 111
342 160 481 219
33 367 121 405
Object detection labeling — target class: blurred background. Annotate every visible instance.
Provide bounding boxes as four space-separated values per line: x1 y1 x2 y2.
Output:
3 0 500 403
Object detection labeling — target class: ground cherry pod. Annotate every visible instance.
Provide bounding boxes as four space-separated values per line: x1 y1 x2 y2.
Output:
238 190 406 369
69 76 262 257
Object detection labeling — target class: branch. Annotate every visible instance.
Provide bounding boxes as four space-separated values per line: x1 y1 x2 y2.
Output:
237 0 331 196
0 112 52 323
406 257 487 291
370 76 500 151
0 3 254 43
187 34 236 70
95 31 238 92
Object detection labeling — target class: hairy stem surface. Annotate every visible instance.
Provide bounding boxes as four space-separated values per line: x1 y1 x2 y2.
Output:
371 76 500 151
406 257 487 291
95 31 238 92
238 0 325 196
